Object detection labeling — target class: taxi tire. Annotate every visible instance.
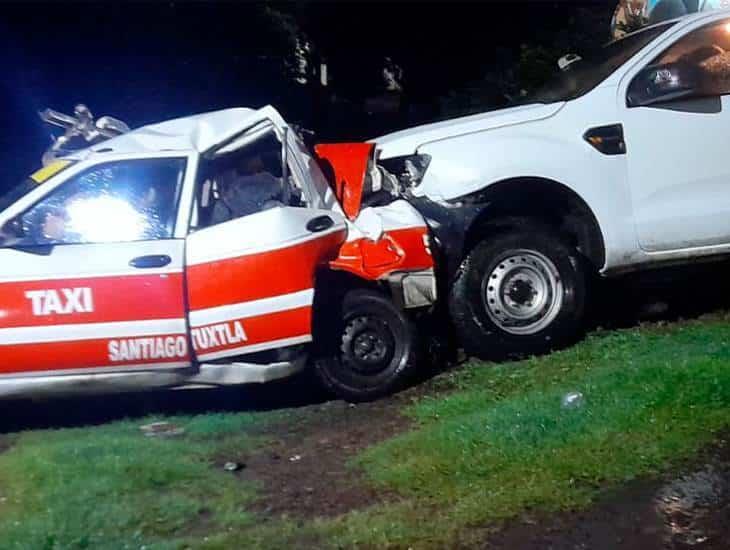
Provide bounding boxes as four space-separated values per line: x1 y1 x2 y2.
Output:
313 289 420 402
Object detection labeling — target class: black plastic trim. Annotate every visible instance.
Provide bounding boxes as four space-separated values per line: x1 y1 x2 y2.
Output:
645 95 721 114
129 254 172 268
306 215 334 233
8 244 54 256
583 124 626 155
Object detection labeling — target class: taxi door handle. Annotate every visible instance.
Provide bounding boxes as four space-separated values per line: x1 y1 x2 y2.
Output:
129 254 172 268
306 215 334 233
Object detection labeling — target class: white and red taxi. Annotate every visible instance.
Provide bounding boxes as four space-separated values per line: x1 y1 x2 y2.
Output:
0 106 436 402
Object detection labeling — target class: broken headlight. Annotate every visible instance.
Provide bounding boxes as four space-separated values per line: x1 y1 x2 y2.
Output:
377 153 431 190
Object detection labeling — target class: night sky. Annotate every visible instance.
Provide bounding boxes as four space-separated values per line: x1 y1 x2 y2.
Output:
0 1 616 188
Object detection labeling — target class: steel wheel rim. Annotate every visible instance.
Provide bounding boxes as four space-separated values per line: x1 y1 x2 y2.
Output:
342 316 396 375
482 249 563 335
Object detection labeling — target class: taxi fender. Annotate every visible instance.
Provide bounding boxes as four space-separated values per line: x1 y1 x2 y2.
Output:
330 200 435 285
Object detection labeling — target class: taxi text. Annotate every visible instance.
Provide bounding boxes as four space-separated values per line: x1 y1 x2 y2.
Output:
108 336 188 362
191 320 247 350
25 288 94 316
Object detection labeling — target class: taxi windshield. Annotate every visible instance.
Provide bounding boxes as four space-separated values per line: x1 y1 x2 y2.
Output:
0 160 74 213
0 179 37 213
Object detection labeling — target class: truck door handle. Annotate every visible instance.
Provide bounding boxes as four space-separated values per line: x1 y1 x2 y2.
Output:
306 215 334 233
129 254 172 268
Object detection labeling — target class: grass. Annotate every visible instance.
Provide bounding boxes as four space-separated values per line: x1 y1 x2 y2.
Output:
0 412 279 549
2 314 730 548
344 314 730 546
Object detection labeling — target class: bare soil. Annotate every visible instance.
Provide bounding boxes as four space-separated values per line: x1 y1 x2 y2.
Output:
225 383 435 519
486 434 730 550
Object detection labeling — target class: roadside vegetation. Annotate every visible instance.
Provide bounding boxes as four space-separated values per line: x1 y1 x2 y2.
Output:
0 413 275 549
2 313 730 548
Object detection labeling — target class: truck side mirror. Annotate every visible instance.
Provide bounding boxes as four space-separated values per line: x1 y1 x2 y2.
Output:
627 62 704 107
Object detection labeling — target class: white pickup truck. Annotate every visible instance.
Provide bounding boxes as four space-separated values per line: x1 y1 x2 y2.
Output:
374 10 730 358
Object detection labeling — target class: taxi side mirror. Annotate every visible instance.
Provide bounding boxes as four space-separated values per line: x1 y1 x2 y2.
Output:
0 218 25 248
1 218 24 239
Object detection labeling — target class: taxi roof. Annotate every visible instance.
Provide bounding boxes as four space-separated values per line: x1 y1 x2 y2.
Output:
66 105 286 160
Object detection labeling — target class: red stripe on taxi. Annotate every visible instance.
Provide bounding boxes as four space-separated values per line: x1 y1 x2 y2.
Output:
186 231 345 311
0 273 185 329
0 332 190 375
192 306 311 356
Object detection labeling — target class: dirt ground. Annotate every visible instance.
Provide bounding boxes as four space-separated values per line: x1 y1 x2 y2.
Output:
225 381 438 518
233 393 730 547
487 435 730 550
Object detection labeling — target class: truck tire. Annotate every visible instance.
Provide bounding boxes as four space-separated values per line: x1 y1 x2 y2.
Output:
314 289 420 402
450 226 586 359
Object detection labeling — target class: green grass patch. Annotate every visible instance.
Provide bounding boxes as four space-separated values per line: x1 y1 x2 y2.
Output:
0 410 279 549
345 315 730 546
4 315 730 549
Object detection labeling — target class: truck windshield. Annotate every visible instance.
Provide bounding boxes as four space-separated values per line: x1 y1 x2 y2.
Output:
527 21 677 104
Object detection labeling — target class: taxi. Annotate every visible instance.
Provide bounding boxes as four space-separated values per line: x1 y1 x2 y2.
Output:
0 106 436 402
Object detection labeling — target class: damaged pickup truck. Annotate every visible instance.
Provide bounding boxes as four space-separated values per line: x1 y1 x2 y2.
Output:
375 10 730 359
0 105 435 402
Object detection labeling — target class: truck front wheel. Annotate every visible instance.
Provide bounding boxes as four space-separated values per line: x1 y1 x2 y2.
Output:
314 289 420 402
450 226 586 359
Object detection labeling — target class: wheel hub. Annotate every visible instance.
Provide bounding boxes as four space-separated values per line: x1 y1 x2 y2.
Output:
483 250 564 335
353 332 388 364
342 316 395 375
507 278 537 306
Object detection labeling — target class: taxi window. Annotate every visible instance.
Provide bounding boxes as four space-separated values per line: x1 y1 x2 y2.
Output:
17 158 186 245
193 129 300 230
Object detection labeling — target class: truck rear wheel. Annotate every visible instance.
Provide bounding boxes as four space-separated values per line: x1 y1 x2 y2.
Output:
450 226 586 359
314 289 420 402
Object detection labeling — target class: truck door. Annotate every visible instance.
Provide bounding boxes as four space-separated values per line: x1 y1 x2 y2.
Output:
185 123 347 363
0 155 193 376
622 17 730 251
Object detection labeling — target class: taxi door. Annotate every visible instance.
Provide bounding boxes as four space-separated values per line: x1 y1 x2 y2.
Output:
184 122 347 362
0 154 194 376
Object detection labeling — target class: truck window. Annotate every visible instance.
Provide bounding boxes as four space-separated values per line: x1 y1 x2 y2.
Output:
648 18 730 96
526 21 676 104
15 158 185 246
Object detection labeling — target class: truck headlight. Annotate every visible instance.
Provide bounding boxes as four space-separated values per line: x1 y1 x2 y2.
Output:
377 154 431 189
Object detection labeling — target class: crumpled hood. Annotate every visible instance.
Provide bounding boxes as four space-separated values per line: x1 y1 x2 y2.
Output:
372 102 565 158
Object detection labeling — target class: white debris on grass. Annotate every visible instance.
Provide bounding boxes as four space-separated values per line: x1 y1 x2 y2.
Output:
561 391 585 410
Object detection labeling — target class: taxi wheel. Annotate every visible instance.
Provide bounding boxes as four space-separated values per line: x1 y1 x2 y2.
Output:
314 289 420 402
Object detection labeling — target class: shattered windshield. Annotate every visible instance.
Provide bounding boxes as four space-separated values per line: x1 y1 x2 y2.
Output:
0 160 75 213
526 21 677 104
0 179 37 213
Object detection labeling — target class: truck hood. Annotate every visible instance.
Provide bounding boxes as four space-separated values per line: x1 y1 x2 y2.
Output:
372 102 565 158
